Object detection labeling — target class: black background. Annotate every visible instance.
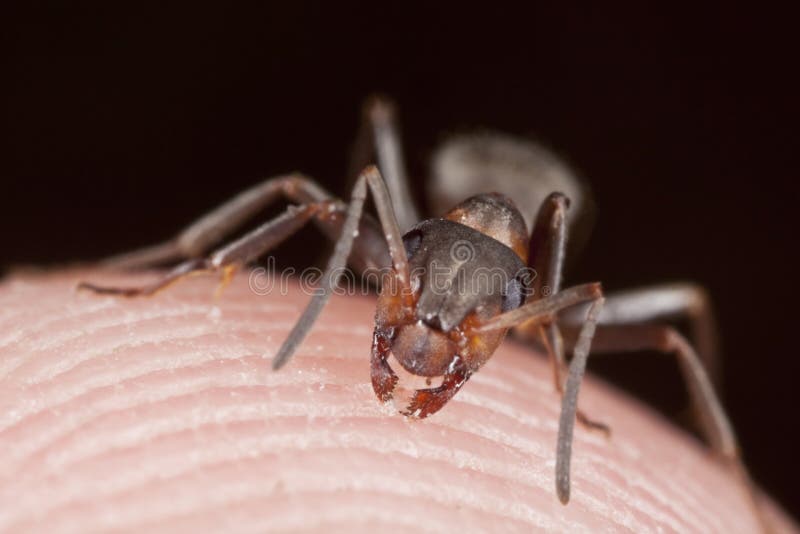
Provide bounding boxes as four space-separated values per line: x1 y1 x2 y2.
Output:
4 3 798 516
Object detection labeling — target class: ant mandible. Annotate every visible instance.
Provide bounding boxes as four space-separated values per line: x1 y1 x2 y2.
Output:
78 97 768 530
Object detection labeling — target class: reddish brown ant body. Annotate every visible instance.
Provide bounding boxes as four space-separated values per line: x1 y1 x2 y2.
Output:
369 193 599 422
79 97 769 530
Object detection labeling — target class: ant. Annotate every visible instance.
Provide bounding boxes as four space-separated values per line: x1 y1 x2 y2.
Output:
78 97 769 530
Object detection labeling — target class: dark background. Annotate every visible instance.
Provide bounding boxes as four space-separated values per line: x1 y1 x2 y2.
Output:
4 3 798 516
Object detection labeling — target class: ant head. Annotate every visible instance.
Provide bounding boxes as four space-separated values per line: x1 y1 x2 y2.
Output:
377 216 530 377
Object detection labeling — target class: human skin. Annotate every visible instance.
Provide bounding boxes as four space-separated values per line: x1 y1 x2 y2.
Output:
0 269 796 533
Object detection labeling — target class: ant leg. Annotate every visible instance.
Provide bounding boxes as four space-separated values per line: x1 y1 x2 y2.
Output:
79 201 350 297
78 258 215 297
83 166 404 372
476 283 606 505
527 192 569 297
514 193 608 432
272 166 411 370
555 298 605 504
565 323 770 532
518 192 570 385
101 174 341 270
478 283 603 333
536 323 611 435
562 283 721 388
349 96 420 232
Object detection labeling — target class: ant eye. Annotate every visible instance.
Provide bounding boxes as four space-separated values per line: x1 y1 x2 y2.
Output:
402 229 423 258
501 276 525 312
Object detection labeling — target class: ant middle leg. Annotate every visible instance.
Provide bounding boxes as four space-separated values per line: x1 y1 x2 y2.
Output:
79 191 392 298
561 283 721 388
82 166 408 374
100 174 344 270
79 200 349 296
568 323 735 457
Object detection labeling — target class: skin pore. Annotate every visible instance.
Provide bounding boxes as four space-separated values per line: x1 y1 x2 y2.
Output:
0 269 796 533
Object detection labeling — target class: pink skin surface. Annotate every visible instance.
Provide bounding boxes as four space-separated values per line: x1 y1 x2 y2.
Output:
0 270 796 533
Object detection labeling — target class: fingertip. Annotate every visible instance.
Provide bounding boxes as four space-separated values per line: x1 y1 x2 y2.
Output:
2 269 797 533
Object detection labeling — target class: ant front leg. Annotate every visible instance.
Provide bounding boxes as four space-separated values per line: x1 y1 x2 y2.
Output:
271 165 413 370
